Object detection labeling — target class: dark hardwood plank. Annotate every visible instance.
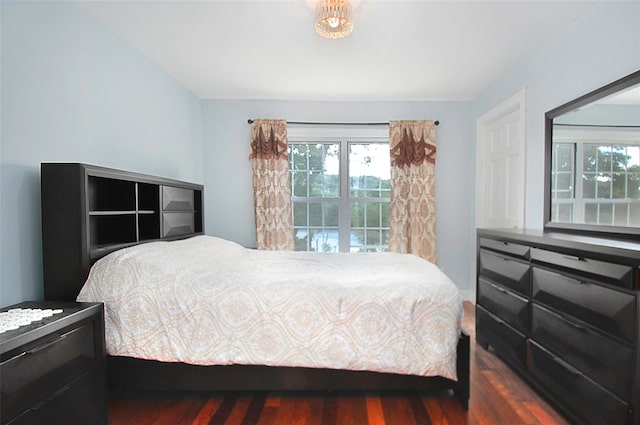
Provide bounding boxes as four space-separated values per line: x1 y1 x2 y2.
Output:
107 302 572 425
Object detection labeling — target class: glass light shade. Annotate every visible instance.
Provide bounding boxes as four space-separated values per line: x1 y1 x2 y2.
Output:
315 0 353 39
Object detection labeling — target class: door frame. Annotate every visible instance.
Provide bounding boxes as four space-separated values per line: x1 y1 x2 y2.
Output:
475 89 527 229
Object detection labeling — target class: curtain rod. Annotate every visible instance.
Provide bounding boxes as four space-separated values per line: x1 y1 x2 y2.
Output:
247 119 440 126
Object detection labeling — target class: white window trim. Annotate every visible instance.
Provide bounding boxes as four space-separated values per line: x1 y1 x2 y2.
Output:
288 126 390 252
552 125 640 225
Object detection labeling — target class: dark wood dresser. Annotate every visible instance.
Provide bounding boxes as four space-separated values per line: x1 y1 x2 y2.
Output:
476 228 640 425
0 302 106 425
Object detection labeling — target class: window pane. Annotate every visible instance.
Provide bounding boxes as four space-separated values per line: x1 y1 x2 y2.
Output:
292 171 308 197
381 229 390 245
309 228 339 252
309 171 324 197
597 176 611 199
628 173 640 199
291 145 308 171
350 175 365 198
583 145 597 172
630 203 640 226
558 204 572 222
612 146 626 171
554 144 573 171
304 201 338 227
366 203 381 227
293 202 307 226
381 202 390 225
582 174 596 198
614 204 629 226
351 229 364 250
584 203 597 223
366 229 380 246
309 203 323 226
349 144 390 198
351 202 364 228
324 202 339 226
291 143 339 199
612 173 626 199
627 146 640 169
599 203 613 224
597 146 612 172
309 144 325 171
294 229 310 251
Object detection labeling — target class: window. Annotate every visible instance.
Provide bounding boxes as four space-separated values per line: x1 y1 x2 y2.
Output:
288 127 390 253
551 127 640 227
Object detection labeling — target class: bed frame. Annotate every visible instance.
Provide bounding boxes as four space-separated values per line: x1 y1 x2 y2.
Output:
40 163 470 409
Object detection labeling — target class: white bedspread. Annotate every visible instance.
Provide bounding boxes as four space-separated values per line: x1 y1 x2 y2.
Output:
77 236 463 380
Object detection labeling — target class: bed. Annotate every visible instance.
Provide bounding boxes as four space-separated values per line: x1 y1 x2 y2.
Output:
75 236 469 407
40 163 469 409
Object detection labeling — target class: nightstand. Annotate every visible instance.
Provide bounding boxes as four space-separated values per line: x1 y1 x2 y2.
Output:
0 301 107 425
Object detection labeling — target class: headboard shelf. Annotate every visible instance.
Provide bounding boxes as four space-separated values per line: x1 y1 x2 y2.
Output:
41 163 204 301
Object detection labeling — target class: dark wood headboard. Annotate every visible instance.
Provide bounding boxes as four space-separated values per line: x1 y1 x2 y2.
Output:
41 163 204 301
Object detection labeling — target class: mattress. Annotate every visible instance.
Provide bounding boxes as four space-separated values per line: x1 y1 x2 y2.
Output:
77 235 463 380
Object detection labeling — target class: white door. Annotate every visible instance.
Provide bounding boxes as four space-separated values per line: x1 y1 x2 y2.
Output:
476 90 526 229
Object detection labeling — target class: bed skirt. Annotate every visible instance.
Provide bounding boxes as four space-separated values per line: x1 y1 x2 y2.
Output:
106 332 470 409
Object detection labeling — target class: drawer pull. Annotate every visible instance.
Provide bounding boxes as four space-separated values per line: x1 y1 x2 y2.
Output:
541 306 586 331
562 254 586 262
491 283 508 293
30 385 71 412
565 320 586 331
25 334 66 355
552 356 583 376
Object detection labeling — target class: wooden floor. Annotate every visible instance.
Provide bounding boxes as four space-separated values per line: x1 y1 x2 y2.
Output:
108 302 570 425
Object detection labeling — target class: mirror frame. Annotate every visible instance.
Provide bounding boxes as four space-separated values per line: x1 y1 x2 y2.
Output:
544 69 640 240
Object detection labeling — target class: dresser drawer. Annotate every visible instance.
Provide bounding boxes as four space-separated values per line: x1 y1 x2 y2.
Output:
476 306 527 370
530 248 634 289
1 323 95 422
477 278 529 333
528 341 629 425
479 238 530 259
7 368 102 425
531 304 633 400
479 249 531 296
532 267 636 343
162 186 194 211
162 212 195 238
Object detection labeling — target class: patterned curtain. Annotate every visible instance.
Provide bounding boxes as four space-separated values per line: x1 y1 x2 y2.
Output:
249 119 294 250
388 120 438 263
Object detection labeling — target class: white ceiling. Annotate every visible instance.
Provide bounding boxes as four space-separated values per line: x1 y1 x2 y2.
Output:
78 0 598 101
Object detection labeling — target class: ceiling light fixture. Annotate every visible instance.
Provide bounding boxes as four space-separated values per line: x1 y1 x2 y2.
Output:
315 0 353 39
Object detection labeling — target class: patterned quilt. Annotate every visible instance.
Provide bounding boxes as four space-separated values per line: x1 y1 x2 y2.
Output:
77 236 463 380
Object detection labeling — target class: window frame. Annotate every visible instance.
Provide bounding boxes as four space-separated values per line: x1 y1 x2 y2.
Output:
287 126 390 253
551 125 640 226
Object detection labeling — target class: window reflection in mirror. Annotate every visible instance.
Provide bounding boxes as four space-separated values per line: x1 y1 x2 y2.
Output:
548 76 640 232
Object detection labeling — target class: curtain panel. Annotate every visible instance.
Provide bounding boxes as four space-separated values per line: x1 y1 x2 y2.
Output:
249 119 294 250
388 120 438 263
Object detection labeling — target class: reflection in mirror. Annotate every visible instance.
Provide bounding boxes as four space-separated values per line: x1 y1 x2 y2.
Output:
545 70 640 238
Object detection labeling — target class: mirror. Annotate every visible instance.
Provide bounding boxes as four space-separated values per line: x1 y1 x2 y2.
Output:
544 70 640 239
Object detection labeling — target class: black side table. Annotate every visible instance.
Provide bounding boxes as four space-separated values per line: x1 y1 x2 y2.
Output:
0 301 107 425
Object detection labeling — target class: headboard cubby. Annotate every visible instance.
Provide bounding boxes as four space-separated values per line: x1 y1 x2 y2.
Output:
41 163 204 301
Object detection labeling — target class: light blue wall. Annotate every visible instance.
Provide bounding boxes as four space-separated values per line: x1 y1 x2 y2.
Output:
472 1 640 231
556 105 640 126
2 0 638 306
202 100 475 297
1 1 204 306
